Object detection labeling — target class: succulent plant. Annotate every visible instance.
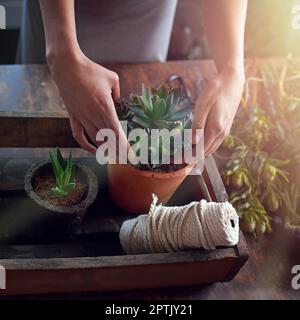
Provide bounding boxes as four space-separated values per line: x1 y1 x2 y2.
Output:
49 148 76 196
117 84 193 170
129 84 192 130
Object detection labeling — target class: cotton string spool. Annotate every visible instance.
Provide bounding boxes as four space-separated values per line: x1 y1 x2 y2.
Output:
120 194 239 254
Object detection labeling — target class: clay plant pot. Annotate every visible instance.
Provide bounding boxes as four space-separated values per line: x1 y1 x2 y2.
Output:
24 160 98 230
107 162 195 214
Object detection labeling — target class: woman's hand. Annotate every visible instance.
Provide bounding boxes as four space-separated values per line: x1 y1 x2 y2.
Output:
192 66 245 155
49 51 123 154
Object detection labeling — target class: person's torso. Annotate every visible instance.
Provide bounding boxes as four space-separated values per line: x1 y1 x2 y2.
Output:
75 0 178 62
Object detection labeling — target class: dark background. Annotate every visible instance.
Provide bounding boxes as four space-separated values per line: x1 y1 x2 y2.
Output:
1 0 300 64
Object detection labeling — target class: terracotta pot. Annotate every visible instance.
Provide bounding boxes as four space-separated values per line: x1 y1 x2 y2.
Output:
107 162 195 214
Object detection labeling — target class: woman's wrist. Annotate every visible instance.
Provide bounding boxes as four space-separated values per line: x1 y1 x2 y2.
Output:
218 60 245 84
46 42 85 71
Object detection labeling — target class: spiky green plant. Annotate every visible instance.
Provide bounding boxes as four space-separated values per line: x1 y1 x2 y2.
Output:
118 84 193 170
49 148 76 196
129 84 192 130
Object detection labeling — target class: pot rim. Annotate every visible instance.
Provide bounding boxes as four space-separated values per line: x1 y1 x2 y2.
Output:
24 160 98 214
108 161 196 179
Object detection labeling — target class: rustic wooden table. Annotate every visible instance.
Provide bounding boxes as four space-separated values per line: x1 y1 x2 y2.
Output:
0 61 299 300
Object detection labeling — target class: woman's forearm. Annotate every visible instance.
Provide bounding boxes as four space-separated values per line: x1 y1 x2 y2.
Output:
39 0 82 65
38 0 123 154
202 0 248 74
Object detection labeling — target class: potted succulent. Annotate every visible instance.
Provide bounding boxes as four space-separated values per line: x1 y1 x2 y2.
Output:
25 148 98 227
108 84 196 214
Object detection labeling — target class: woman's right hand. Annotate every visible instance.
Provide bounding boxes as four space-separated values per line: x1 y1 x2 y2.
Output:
48 51 125 154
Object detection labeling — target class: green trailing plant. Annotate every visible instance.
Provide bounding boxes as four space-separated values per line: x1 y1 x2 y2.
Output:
219 58 300 239
49 148 76 196
117 84 193 170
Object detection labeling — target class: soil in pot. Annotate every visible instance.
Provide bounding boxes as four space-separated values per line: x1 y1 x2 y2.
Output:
25 161 99 233
136 163 187 173
32 163 88 207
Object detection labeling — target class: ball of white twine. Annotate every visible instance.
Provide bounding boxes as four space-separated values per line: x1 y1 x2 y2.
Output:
120 194 239 254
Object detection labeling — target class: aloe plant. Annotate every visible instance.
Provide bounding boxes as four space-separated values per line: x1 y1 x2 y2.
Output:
49 148 76 196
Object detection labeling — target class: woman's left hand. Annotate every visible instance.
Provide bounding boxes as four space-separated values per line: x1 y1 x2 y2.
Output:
192 66 245 155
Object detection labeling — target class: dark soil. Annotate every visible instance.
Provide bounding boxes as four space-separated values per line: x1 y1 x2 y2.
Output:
33 172 87 207
134 163 187 173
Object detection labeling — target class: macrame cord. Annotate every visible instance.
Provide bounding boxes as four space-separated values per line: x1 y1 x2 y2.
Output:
120 194 239 254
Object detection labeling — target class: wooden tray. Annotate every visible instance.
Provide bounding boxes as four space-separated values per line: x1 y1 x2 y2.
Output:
0 152 248 296
0 64 248 296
